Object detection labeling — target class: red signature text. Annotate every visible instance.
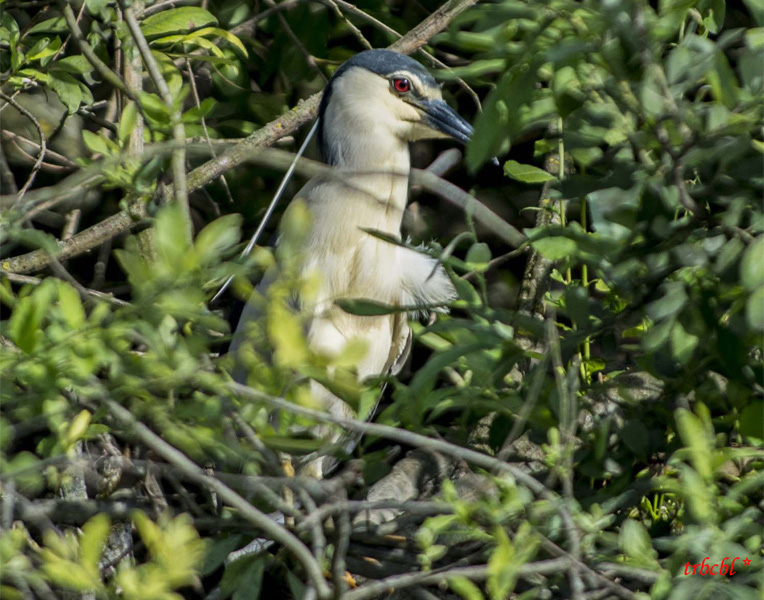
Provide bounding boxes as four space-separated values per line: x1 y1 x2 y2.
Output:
684 557 751 576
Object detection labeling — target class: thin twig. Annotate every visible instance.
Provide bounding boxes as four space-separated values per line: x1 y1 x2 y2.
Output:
325 0 372 50
120 2 192 243
0 92 46 204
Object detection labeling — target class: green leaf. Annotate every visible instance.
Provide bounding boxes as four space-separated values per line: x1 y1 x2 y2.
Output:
57 281 85 328
739 400 764 441
26 17 67 35
118 102 139 147
188 26 248 57
670 321 699 364
621 419 650 458
0 13 20 45
708 50 740 109
155 204 191 270
503 160 556 184
619 519 658 567
194 213 242 264
53 55 95 75
465 242 491 271
675 407 713 480
65 410 92 447
182 97 217 123
85 0 110 15
7 279 56 353
267 302 308 368
449 576 484 600
141 7 218 38
47 71 93 113
41 562 102 592
26 36 62 62
552 65 584 117
534 138 556 157
529 236 576 261
82 130 117 157
745 286 764 332
232 557 264 600
487 527 517 600
740 235 764 290
80 513 110 570
139 92 172 123
703 0 726 33
201 536 244 576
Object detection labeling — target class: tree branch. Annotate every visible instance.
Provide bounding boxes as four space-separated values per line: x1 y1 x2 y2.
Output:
0 0 479 273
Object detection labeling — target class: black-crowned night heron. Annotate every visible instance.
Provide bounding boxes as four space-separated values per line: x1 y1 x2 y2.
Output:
230 49 473 479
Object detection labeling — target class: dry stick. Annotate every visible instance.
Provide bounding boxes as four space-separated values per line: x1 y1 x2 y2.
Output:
120 0 160 264
2 0 480 273
102 398 332 600
120 4 192 244
16 173 103 223
296 500 452 533
323 0 482 109
0 92 46 205
330 489 351 600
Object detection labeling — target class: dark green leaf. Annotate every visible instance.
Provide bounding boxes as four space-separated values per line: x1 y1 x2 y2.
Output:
141 7 218 38
503 160 556 184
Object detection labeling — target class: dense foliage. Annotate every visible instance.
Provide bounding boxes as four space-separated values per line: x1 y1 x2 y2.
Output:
0 0 762 599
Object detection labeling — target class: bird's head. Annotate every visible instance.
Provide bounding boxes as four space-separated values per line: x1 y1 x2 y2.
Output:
317 49 473 165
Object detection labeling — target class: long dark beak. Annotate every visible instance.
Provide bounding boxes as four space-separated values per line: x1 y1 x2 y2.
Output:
421 99 474 145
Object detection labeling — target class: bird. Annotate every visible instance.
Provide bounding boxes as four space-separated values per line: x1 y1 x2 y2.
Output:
229 49 475 480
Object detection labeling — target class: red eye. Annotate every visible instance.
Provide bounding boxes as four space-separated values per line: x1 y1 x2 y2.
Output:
392 77 410 93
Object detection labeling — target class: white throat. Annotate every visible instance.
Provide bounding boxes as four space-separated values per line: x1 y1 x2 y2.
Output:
320 69 412 219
